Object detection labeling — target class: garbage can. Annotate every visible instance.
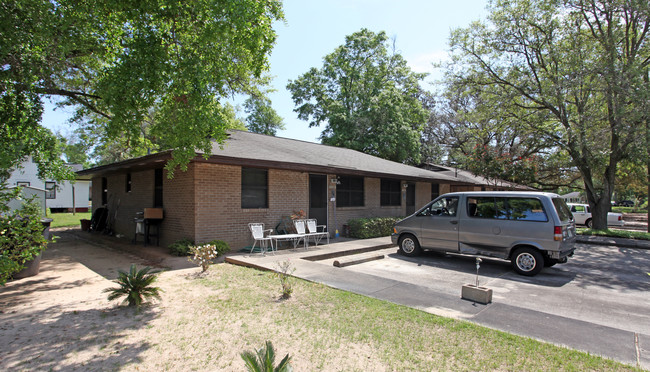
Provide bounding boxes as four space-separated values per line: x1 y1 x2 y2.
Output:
80 219 91 231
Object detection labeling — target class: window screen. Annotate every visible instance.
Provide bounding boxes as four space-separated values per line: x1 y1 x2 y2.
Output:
337 176 364 207
242 168 268 209
380 179 401 206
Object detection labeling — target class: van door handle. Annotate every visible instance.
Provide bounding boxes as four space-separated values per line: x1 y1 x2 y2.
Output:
450 220 458 224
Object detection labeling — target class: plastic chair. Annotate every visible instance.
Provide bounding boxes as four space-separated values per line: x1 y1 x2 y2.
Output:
305 219 329 246
248 223 274 255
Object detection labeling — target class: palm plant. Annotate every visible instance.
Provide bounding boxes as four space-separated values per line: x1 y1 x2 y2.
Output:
241 341 292 372
104 264 162 308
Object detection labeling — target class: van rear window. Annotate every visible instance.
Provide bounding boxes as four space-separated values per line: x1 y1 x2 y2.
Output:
552 197 574 222
467 197 548 222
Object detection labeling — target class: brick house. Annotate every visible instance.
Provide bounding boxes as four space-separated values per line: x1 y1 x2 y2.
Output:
77 130 479 249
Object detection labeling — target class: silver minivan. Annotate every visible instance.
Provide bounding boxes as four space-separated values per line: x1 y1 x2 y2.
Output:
391 191 576 276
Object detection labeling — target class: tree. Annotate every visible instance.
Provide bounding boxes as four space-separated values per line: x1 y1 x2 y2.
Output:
424 79 581 189
287 29 428 164
1 0 284 178
448 0 649 229
244 94 285 136
60 103 246 167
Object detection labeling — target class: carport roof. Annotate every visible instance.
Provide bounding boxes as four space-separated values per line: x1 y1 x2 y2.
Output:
77 130 468 184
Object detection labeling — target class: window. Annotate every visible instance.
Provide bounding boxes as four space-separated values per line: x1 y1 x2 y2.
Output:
380 179 401 206
126 173 132 193
154 169 163 207
16 181 30 187
418 196 459 217
101 177 107 205
336 176 364 207
45 182 56 199
431 183 439 201
242 168 268 209
467 197 548 222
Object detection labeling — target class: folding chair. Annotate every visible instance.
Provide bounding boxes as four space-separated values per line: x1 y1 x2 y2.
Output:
248 223 274 255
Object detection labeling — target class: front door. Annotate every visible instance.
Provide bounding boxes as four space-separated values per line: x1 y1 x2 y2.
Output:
309 174 328 228
406 182 416 215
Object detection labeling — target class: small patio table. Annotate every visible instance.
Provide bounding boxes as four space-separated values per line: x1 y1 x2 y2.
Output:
269 233 308 250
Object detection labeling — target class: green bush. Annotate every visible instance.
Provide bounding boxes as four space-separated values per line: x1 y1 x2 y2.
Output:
0 188 48 285
347 217 402 239
205 240 231 256
168 238 194 256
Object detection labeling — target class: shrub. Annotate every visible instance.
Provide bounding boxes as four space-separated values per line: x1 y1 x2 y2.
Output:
0 189 48 286
241 341 292 372
188 241 227 273
205 240 231 256
104 264 162 309
168 238 194 256
274 260 295 300
347 217 403 239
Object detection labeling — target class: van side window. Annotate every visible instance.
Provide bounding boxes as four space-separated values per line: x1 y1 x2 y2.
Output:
507 198 548 221
419 196 459 217
468 197 548 222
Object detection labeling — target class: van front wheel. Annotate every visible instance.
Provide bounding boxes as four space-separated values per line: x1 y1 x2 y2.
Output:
398 234 422 257
511 247 544 276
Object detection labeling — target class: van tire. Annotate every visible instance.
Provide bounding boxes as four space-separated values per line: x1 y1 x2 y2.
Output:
585 219 593 228
511 247 544 276
398 234 422 257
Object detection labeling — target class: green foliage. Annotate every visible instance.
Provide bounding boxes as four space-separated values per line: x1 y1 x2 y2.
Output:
241 341 292 372
205 240 231 256
577 228 650 241
274 260 295 300
168 238 194 256
245 94 285 136
1 0 284 177
287 28 428 164
104 264 162 309
447 0 650 227
0 188 49 285
188 241 230 272
348 217 402 239
464 144 539 186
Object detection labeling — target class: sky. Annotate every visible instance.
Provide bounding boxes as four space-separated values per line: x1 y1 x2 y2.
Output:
41 0 489 143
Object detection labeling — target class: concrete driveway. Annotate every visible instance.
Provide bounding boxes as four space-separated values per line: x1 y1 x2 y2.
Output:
229 238 650 369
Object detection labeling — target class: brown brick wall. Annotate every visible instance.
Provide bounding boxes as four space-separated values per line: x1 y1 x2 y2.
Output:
90 162 455 250
193 163 309 249
161 166 196 246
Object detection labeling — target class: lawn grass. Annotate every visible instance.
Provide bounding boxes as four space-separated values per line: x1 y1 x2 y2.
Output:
47 211 91 228
140 263 639 371
577 227 650 241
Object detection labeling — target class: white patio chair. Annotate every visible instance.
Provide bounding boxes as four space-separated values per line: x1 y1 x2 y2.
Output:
248 223 274 255
305 219 329 246
292 219 308 249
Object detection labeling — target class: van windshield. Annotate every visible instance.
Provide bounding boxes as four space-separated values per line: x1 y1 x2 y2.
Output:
552 198 574 222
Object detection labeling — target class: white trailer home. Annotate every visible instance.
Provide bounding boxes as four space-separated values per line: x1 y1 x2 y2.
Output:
6 157 90 212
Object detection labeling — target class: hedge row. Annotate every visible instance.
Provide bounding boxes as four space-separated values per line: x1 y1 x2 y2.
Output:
347 217 403 239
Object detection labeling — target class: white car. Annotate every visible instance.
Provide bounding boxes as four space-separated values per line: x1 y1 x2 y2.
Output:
567 203 624 228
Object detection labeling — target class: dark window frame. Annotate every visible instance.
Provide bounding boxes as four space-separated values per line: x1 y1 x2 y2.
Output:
45 181 56 199
241 167 268 209
431 183 440 201
154 169 163 207
126 173 132 193
380 179 401 206
336 176 364 207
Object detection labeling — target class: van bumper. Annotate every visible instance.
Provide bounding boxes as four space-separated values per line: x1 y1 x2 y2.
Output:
391 234 399 245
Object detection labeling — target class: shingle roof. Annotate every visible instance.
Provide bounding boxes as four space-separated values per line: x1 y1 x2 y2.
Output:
78 130 468 184
200 131 459 183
